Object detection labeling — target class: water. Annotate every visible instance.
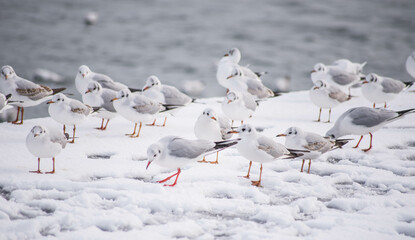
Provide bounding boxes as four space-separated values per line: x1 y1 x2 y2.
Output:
0 0 414 119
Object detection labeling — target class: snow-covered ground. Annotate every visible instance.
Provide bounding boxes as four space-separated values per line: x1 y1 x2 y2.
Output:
0 89 414 239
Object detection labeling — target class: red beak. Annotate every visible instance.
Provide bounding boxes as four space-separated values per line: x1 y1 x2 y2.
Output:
362 80 369 84
211 117 216 120
143 86 150 91
311 70 316 73
82 74 85 78
146 161 152 170
85 89 91 94
47 100 55 104
111 98 119 102
276 134 287 137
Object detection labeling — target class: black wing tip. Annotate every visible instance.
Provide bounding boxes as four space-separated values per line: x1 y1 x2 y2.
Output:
255 71 268 78
129 88 142 92
334 138 351 148
404 81 414 88
5 93 12 100
213 139 240 150
52 88 66 95
396 108 415 116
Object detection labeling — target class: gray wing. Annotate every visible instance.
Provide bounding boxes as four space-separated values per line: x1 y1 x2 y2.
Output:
246 78 273 99
100 90 117 112
381 78 405 94
257 135 289 158
168 138 214 159
50 133 67 149
218 115 232 140
92 73 127 91
329 68 357 85
132 95 162 114
304 133 332 153
15 78 53 100
161 85 192 105
241 92 257 111
350 107 397 127
70 100 91 116
328 86 349 102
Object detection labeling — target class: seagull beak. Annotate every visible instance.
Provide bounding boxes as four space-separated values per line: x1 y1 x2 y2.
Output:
34 134 39 137
276 134 287 137
313 86 319 90
226 75 233 79
47 100 55 104
82 74 85 78
211 116 216 120
146 161 152 170
362 80 369 84
228 130 239 134
111 98 119 102
4 75 8 80
85 89 91 94
227 100 232 104
142 86 150 91
311 70 316 73
224 53 229 57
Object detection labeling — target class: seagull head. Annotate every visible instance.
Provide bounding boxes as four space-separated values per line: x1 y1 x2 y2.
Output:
227 48 241 63
85 81 102 94
325 128 338 140
201 108 217 121
226 67 243 79
363 73 379 84
47 93 66 105
112 89 131 102
311 63 327 74
1 65 16 80
146 143 162 169
30 125 47 138
312 80 327 90
143 75 161 91
78 65 91 79
226 91 239 104
229 124 256 137
277 126 303 138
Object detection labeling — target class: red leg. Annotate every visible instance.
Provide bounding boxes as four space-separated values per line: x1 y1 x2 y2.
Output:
126 123 137 136
96 118 104 130
162 117 167 127
373 103 376 108
241 120 244 125
209 152 219 164
198 156 208 163
300 159 305 172
327 108 331 123
146 119 157 126
29 158 42 174
384 102 387 108
353 135 364 148
70 125 76 143
18 107 24 124
307 160 311 174
251 164 262 187
131 122 142 138
315 108 321 122
46 157 55 174
158 168 181 187
63 125 66 135
242 161 252 179
362 133 373 152
103 119 110 130
12 107 21 124
231 120 234 128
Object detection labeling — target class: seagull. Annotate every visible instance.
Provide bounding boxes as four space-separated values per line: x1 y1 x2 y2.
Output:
47 93 94 143
406 51 415 79
332 59 367 75
276 127 350 173
221 91 257 126
309 80 350 122
194 108 233 164
112 89 171 138
0 65 65 124
311 63 361 96
362 73 413 108
146 136 239 187
230 124 304 187
225 66 274 99
26 125 68 174
83 81 117 130
326 107 415 152
75 65 131 95
142 75 192 126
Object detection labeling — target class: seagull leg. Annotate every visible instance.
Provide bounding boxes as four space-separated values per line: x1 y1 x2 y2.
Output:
326 108 332 123
158 168 181 187
231 120 234 128
300 159 305 172
362 132 373 152
198 156 208 163
70 125 76 143
209 152 219 164
353 135 364 148
307 160 311 174
164 169 181 187
29 158 42 174
125 123 137 136
18 107 24 124
63 125 66 135
251 164 262 187
146 119 157 126
242 161 252 179
96 118 105 130
384 102 387 108
162 117 168 127
11 107 20 124
315 108 322 122
46 157 55 174
103 119 110 130
373 103 376 108
131 122 142 138
241 120 244 125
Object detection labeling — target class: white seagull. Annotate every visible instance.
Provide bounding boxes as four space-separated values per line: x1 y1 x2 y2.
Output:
406 51 415 79
83 81 118 130
361 73 412 108
75 65 130 94
48 93 94 143
142 75 192 126
311 63 361 96
0 65 65 124
309 80 350 122
194 108 233 164
146 136 239 186
221 91 257 126
276 127 349 173
26 125 68 174
230 124 304 187
332 59 367 75
326 107 415 152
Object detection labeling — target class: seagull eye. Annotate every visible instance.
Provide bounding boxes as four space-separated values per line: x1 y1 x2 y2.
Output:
207 113 209 116
288 131 292 134
153 154 157 157
242 128 246 132
158 150 161 153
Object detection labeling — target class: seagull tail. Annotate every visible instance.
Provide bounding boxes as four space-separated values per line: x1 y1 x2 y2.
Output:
129 88 142 93
5 94 12 101
403 81 414 88
52 88 66 95
255 71 267 78
391 108 415 121
334 138 352 149
284 148 309 159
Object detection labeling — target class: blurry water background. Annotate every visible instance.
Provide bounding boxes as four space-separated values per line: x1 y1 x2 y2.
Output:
0 0 414 119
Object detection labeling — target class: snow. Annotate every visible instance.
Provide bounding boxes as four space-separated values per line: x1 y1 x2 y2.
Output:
0 89 414 239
